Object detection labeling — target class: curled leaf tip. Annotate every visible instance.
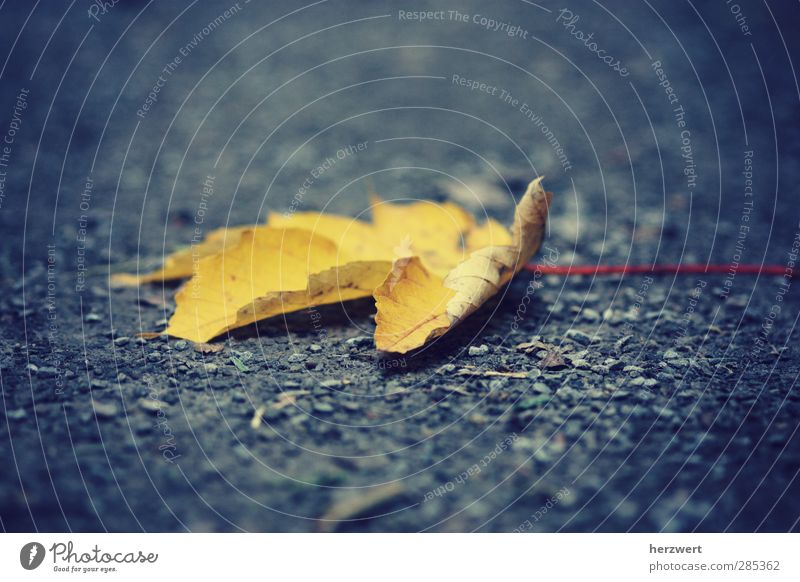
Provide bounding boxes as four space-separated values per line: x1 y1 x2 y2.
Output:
374 177 552 353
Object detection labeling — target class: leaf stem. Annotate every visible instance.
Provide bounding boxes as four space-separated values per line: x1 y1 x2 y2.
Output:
525 264 790 276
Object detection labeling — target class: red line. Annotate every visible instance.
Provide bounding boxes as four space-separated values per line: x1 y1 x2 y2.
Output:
525 263 790 276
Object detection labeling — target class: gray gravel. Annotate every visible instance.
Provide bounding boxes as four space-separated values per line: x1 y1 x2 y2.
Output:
1 0 799 532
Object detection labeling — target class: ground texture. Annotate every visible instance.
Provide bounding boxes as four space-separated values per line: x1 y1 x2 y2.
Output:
1 0 799 532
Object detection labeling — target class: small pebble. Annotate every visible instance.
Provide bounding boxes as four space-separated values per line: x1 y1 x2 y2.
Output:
91 400 118 418
314 402 334 414
582 308 601 321
7 409 27 420
345 336 371 348
468 345 490 356
532 382 550 394
566 330 592 345
139 399 162 413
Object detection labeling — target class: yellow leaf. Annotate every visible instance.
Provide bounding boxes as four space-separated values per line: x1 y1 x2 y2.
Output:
374 178 552 353
164 226 392 343
267 196 493 275
118 192 506 286
124 179 545 347
465 217 513 249
369 196 476 275
111 226 252 285
266 211 396 263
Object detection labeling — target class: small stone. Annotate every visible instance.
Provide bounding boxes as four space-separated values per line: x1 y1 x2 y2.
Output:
203 363 219 374
468 413 488 425
139 399 162 413
84 313 102 323
90 379 108 389
320 379 342 389
615 335 633 351
345 336 371 349
26 363 39 373
655 406 675 419
628 377 646 387
233 444 252 461
664 349 680 359
174 340 188 350
566 330 592 345
603 358 624 370
518 395 550 409
468 344 490 356
288 353 307 363
37 366 58 376
7 408 27 420
582 308 601 321
342 401 361 411
309 344 323 353
113 336 130 346
623 365 644 375
314 401 335 414
532 382 550 394
436 364 457 374
538 350 567 370
91 399 118 418
670 358 691 368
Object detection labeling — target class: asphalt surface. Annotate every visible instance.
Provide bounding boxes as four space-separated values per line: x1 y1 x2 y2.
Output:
1 0 799 532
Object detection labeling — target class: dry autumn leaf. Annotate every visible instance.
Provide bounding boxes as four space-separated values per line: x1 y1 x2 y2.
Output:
163 227 393 343
374 177 551 353
111 225 253 285
114 177 551 348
